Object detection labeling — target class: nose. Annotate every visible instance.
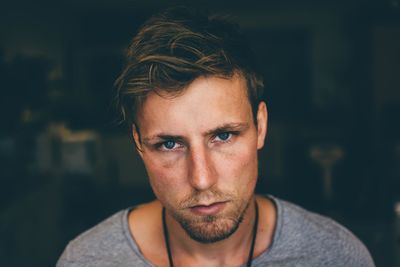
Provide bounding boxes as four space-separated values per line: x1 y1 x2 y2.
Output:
188 143 217 191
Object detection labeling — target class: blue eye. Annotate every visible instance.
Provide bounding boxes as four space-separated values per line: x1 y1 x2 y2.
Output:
162 140 176 150
216 132 231 141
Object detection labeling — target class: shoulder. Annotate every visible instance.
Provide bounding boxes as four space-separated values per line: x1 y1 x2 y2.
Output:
128 200 166 266
269 197 375 266
56 209 147 267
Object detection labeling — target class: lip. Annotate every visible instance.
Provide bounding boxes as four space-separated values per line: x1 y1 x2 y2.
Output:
190 201 227 216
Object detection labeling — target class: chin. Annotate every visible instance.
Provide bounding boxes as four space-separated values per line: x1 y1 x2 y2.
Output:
171 199 251 244
178 216 243 244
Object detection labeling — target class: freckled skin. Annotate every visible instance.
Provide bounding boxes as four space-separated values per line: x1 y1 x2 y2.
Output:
133 74 267 243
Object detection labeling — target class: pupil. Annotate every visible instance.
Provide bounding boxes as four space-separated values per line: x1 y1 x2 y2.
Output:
219 132 229 140
164 141 175 149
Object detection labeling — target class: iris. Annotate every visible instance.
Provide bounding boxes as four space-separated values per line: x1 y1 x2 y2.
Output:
217 132 231 141
163 140 176 149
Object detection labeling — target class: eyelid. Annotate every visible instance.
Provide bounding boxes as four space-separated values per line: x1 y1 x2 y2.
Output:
155 139 184 151
212 131 239 142
216 130 240 136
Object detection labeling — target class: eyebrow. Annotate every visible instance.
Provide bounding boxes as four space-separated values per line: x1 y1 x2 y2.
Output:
204 122 250 135
142 122 250 144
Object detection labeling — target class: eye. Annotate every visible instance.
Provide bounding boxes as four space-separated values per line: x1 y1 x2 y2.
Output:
162 140 177 150
215 132 232 142
153 139 185 152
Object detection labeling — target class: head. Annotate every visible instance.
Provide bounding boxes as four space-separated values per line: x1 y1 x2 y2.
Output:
115 8 267 243
115 7 264 126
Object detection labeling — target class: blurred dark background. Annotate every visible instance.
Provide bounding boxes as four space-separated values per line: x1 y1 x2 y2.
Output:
0 0 399 266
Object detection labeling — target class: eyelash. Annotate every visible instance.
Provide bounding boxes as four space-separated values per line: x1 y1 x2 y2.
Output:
154 131 239 152
154 141 182 151
212 131 237 143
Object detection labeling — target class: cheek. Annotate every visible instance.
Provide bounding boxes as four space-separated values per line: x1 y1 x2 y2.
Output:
217 142 258 187
143 155 188 201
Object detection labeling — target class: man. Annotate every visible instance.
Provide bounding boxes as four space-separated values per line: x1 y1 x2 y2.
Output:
57 8 375 267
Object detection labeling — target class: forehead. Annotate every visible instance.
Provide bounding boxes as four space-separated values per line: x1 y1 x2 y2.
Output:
136 74 253 135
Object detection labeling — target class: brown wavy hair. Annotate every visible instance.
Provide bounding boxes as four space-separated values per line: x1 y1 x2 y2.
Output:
114 7 264 126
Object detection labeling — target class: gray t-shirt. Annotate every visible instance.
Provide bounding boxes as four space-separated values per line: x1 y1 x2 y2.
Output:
57 196 375 267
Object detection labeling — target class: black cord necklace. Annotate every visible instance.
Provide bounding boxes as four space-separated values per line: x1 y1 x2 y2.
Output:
162 201 259 267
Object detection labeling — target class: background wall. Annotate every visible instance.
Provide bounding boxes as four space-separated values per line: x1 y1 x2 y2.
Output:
0 0 399 266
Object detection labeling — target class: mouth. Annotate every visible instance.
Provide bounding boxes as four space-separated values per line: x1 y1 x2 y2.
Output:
189 201 228 216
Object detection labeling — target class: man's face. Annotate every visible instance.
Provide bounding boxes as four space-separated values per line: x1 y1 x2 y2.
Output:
133 74 267 243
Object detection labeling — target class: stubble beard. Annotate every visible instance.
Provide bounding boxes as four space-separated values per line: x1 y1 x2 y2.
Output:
169 191 253 244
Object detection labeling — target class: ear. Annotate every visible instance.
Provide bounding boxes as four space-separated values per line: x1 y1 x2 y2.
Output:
132 124 144 157
256 101 268 150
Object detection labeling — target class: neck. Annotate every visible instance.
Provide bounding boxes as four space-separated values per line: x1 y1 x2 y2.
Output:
164 196 258 266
